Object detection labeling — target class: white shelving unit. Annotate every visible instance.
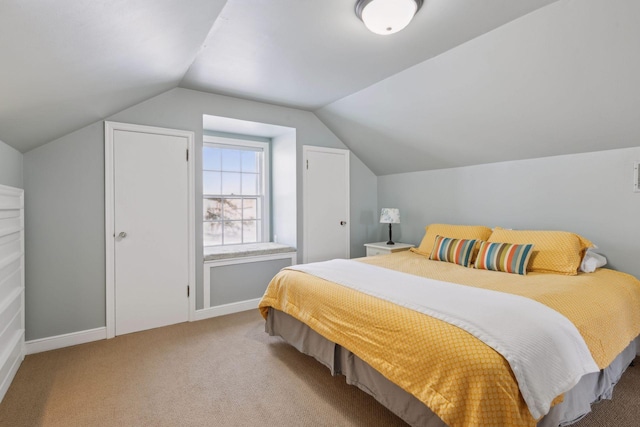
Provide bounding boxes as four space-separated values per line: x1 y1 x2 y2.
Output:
0 184 25 403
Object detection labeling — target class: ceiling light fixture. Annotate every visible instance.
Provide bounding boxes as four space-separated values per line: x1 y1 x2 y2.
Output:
355 0 423 35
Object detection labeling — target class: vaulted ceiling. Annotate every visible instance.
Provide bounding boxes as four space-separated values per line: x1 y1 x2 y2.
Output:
2 0 638 175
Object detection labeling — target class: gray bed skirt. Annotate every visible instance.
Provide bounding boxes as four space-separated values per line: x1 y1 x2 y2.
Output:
266 307 639 427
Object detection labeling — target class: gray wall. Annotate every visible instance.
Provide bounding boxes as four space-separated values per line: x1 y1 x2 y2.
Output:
23 88 378 340
209 258 292 306
378 147 640 279
23 124 105 340
0 139 23 189
350 153 379 258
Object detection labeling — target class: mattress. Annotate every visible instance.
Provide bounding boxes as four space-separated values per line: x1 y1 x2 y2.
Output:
259 251 640 426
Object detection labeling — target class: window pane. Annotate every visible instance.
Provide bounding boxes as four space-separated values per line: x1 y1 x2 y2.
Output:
222 198 242 220
203 171 221 195
243 220 258 243
223 221 242 244
203 198 222 221
241 150 259 173
243 198 258 220
203 222 222 246
202 141 267 248
242 173 258 195
222 172 241 194
221 149 241 172
203 147 221 170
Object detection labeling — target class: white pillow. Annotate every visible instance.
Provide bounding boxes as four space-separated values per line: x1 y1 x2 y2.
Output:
580 249 607 273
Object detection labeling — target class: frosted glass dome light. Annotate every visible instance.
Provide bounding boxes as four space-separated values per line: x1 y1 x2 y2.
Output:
355 0 423 35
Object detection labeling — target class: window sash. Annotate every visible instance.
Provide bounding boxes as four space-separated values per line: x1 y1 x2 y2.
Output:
203 137 269 247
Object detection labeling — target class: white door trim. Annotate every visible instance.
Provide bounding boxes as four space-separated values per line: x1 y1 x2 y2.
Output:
104 121 196 339
302 145 350 264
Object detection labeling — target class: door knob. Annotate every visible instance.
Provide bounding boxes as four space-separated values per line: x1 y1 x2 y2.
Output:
118 232 127 238
340 221 347 226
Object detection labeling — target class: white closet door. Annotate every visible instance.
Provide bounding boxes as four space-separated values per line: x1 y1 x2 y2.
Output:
303 146 350 263
109 125 190 336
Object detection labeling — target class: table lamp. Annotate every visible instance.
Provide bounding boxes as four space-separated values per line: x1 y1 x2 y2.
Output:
380 208 400 245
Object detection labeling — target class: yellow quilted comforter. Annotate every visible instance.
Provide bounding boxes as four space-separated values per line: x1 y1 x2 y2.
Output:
258 251 640 427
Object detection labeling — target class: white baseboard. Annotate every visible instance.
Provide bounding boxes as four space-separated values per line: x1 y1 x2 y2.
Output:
24 300 262 354
193 298 261 321
25 327 107 355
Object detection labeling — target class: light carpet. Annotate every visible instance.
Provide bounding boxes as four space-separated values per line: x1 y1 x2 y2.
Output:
0 310 636 426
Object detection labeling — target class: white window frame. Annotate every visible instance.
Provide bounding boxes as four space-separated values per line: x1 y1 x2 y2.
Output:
203 135 270 246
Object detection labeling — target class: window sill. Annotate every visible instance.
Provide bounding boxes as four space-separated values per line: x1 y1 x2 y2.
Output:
203 242 296 262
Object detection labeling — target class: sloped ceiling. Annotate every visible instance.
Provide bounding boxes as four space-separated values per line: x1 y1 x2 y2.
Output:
316 0 640 175
4 0 637 177
0 0 561 157
0 0 227 153
179 0 559 110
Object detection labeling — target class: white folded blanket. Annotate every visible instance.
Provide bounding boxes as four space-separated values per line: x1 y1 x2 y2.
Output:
289 259 599 419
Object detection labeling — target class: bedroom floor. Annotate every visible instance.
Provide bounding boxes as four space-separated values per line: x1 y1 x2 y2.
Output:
0 310 406 426
0 310 637 426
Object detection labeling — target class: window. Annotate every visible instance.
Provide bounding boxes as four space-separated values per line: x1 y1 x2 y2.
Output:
203 136 269 246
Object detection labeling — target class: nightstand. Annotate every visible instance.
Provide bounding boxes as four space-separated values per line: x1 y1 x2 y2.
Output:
364 242 414 257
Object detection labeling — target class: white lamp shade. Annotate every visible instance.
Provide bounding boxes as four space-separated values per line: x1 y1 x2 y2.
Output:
360 0 418 35
380 208 400 224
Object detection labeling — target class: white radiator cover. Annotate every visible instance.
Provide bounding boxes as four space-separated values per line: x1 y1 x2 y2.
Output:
0 184 25 403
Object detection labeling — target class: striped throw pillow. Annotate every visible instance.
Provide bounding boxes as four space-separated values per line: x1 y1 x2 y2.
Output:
429 236 477 267
475 241 534 275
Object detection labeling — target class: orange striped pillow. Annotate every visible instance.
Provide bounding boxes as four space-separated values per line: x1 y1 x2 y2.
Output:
429 236 477 267
475 241 534 275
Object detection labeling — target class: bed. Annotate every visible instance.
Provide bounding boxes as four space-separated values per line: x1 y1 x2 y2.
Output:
258 225 640 427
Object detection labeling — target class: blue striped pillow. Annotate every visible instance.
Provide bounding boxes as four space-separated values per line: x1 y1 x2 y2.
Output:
429 236 477 267
475 241 534 275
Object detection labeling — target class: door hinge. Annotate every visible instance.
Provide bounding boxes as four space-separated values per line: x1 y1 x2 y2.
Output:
186 149 189 161
306 159 308 170
187 285 190 297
